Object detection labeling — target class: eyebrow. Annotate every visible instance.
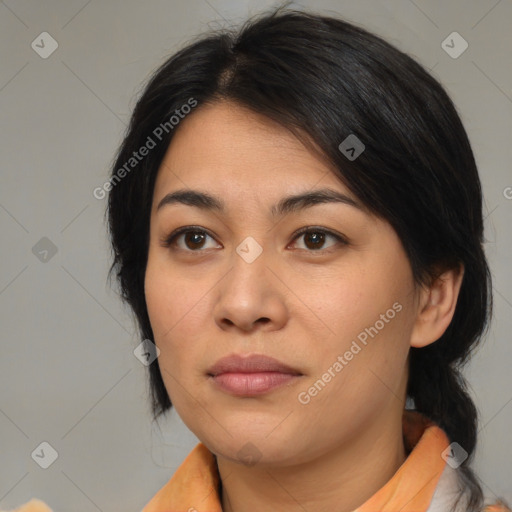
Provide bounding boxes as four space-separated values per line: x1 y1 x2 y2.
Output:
156 187 363 216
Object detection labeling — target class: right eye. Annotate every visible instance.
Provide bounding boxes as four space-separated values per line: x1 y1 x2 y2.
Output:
161 227 222 252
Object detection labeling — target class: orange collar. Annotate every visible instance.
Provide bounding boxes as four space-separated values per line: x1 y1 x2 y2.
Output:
142 411 451 512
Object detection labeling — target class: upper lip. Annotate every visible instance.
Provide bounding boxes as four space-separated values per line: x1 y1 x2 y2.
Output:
207 354 302 376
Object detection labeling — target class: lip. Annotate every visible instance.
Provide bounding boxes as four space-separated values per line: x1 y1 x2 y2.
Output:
207 353 303 396
208 353 302 376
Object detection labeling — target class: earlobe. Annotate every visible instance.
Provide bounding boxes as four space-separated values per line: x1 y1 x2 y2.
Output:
410 265 464 348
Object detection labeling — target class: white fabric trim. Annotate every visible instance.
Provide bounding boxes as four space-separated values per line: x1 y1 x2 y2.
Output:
426 464 469 512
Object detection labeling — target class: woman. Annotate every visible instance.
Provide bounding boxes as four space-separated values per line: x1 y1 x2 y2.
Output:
8 7 510 512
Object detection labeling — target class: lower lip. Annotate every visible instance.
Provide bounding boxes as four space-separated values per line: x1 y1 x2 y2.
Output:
210 372 300 396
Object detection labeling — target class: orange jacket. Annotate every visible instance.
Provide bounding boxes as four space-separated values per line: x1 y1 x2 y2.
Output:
3 412 510 512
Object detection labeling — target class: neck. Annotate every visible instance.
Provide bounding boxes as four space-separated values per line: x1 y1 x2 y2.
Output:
218 411 407 512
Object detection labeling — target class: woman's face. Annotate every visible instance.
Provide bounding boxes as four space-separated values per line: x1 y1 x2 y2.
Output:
145 100 420 467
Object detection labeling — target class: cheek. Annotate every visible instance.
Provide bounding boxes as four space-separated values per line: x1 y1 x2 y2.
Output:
144 255 215 395
301 264 405 344
144 253 208 340
144 268 197 411
303 253 415 381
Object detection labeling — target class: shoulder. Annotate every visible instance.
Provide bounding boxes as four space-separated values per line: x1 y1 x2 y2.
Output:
0 499 53 512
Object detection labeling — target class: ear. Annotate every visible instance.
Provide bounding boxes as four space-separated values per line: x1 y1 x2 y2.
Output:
410 265 464 348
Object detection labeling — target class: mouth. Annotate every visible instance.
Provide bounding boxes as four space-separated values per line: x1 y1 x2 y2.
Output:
207 353 303 397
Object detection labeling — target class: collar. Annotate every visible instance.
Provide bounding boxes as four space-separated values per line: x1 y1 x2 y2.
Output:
142 410 452 512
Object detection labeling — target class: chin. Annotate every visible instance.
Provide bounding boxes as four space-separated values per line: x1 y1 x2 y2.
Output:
198 430 305 468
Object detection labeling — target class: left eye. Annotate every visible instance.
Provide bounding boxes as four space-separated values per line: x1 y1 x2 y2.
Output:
289 228 346 251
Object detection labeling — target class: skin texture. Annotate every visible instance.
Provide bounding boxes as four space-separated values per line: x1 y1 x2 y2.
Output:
144 100 463 512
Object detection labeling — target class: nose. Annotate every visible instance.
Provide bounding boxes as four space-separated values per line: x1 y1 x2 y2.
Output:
213 243 288 333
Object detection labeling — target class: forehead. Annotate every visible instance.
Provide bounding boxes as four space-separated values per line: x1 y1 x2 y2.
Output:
153 101 352 203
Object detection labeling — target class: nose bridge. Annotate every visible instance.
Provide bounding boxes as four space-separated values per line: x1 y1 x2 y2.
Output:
228 234 268 292
235 234 266 267
213 234 286 331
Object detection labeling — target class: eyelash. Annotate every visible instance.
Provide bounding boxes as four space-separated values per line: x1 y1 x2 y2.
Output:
161 225 348 254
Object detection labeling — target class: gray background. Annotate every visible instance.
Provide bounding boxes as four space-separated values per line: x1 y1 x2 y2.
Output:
0 0 510 510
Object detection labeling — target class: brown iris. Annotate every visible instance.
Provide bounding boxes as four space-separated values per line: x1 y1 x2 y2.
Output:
184 231 207 250
303 231 325 250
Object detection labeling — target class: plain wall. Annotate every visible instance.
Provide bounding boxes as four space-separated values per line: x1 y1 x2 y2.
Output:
0 0 510 510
